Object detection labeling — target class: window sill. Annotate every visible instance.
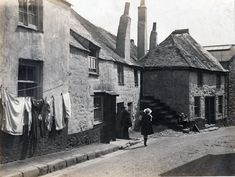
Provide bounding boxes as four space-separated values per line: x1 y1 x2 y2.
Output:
17 23 41 32
89 72 99 77
94 121 103 126
118 83 125 86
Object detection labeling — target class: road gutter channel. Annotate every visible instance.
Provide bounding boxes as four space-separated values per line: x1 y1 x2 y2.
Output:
4 140 141 177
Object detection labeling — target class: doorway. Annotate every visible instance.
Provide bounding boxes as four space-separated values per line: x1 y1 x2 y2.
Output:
116 102 124 138
205 96 216 124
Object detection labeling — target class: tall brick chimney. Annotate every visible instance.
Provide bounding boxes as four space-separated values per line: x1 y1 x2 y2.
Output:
137 0 147 59
149 22 158 51
116 2 131 60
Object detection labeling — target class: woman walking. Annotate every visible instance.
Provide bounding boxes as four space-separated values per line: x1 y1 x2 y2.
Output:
141 108 154 146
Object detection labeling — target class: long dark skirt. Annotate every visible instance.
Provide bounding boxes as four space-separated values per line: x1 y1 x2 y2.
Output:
141 123 154 136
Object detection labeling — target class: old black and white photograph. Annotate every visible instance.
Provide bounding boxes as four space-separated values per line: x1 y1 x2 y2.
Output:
0 0 235 176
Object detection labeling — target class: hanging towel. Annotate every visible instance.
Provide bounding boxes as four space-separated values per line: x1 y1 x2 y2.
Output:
25 97 32 135
0 89 25 135
62 92 71 119
54 95 65 130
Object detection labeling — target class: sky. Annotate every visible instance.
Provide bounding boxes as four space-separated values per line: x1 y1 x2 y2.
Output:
70 0 235 47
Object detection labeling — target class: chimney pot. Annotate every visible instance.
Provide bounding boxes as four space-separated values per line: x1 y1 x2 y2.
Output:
124 2 130 15
140 0 145 6
152 22 156 31
149 22 158 51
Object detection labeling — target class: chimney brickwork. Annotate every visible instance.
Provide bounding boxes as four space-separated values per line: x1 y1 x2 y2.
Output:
116 2 131 60
137 0 147 59
149 22 158 51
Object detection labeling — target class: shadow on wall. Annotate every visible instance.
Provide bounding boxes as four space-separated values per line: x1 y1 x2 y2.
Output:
160 153 235 176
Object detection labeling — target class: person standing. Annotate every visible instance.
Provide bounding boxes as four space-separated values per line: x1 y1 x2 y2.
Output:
141 108 154 146
120 106 132 139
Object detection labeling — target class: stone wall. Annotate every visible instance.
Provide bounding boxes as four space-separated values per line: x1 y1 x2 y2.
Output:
142 70 190 115
69 46 141 134
228 58 235 121
189 71 226 122
0 0 70 96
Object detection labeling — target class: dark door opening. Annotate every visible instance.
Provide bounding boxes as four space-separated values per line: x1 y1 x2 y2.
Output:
116 102 124 138
95 92 117 143
205 96 216 124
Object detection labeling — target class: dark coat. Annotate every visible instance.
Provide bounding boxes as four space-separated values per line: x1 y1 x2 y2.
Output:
120 109 132 128
141 113 154 136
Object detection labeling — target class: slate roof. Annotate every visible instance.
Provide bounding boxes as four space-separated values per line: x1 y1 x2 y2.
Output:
139 29 227 72
204 44 235 62
70 10 141 67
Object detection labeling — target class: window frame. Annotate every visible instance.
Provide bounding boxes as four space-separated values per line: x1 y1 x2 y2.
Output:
18 0 42 31
88 56 99 74
194 96 201 117
117 64 124 86
218 95 223 114
94 95 103 122
18 59 43 99
88 43 99 76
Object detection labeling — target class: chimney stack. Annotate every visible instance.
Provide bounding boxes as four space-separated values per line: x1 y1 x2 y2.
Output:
137 0 147 59
149 22 158 51
116 2 131 60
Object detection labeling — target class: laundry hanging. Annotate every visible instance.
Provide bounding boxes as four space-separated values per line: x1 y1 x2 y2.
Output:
62 92 71 119
24 97 32 135
0 88 25 135
44 97 54 132
54 94 65 130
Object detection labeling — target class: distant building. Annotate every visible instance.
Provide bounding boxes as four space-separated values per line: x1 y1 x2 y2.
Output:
204 44 235 69
205 45 235 124
140 29 227 128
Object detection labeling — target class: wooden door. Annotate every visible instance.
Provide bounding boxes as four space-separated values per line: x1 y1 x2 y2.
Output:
205 97 216 124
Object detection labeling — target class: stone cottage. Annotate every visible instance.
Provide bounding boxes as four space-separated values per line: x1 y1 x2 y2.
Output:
0 0 141 163
68 2 142 142
204 45 235 123
139 29 228 128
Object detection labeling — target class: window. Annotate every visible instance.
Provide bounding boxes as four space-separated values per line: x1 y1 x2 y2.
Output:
194 96 201 117
94 96 103 122
197 73 203 87
89 56 98 73
88 43 99 75
118 64 124 85
18 59 43 99
134 69 138 87
218 96 223 114
216 74 221 88
18 0 42 29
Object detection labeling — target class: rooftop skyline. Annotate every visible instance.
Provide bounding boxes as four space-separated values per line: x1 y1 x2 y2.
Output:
70 0 235 47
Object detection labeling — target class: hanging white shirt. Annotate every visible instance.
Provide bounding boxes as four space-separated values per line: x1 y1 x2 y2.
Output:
62 92 71 119
0 89 25 135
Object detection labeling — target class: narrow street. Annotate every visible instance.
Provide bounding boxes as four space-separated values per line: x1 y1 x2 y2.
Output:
43 126 235 177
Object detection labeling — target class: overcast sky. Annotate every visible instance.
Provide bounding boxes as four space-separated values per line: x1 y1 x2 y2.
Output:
70 0 235 46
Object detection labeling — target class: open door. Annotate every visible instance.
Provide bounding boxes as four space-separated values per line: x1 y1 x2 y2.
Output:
95 91 118 143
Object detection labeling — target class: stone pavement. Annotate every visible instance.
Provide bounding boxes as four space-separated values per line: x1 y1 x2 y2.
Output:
0 136 142 177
